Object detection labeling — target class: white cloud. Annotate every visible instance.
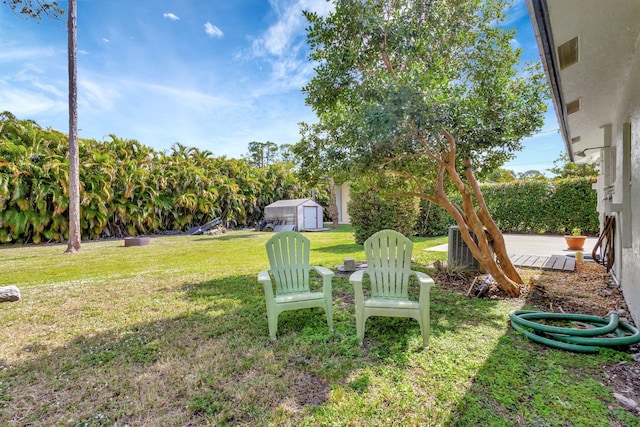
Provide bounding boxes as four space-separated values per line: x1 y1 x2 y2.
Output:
204 22 223 38
503 0 529 27
257 13 298 56
102 38 110 43
0 83 66 117
0 46 56 63
245 1 333 90
79 78 120 111
136 82 238 112
12 63 46 79
31 80 65 98
163 12 180 21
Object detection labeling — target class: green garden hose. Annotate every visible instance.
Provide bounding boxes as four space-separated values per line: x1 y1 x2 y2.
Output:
509 310 640 354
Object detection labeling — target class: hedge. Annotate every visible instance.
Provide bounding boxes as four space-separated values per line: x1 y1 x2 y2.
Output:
347 181 420 244
414 177 599 237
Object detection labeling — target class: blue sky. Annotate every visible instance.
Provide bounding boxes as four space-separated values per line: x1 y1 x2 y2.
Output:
1 0 564 174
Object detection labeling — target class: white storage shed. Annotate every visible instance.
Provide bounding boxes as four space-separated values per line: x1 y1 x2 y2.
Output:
264 199 324 231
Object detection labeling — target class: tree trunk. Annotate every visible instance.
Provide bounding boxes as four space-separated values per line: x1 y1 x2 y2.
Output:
463 159 524 287
435 187 522 297
65 0 81 254
431 132 522 296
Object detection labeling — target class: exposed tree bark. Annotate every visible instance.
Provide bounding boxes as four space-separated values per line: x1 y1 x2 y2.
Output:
432 132 522 296
65 0 81 253
386 130 523 296
463 158 524 287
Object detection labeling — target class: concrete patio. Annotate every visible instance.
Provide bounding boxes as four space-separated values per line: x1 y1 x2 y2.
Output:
427 233 600 272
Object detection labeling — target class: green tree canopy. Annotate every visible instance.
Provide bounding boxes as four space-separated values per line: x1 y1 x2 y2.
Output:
246 141 279 168
296 0 549 295
519 169 546 180
548 153 599 179
485 168 516 183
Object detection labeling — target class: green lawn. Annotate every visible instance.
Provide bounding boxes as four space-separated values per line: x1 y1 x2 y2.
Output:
0 226 635 426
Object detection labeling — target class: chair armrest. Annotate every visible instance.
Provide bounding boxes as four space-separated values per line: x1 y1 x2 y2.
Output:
348 269 365 284
311 265 335 278
349 269 366 307
311 266 334 294
258 270 275 301
412 270 434 303
412 270 435 288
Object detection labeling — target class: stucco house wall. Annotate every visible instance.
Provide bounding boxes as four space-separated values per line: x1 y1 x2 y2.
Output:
616 45 640 324
586 24 640 325
527 0 640 326
335 182 351 224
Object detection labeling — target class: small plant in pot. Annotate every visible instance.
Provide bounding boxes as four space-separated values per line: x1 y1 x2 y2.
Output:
564 227 587 250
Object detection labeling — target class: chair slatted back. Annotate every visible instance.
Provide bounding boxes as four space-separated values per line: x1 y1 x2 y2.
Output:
364 230 413 299
265 231 311 295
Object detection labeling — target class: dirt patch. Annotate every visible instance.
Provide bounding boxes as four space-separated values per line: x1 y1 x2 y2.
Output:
528 262 628 318
435 261 640 416
434 262 629 320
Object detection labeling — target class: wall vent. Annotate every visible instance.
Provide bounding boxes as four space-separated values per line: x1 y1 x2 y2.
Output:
447 226 480 271
566 99 580 115
557 37 579 70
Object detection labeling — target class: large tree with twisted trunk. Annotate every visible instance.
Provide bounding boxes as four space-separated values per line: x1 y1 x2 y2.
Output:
297 0 548 296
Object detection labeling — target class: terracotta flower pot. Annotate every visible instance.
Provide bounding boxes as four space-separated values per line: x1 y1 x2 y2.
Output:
564 235 586 251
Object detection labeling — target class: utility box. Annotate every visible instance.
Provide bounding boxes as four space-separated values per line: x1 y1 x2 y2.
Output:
447 226 480 271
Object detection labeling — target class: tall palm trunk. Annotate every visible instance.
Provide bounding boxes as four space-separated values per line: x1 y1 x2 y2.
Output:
65 0 81 253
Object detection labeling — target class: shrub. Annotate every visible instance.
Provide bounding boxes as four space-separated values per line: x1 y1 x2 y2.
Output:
546 177 599 235
481 180 554 233
347 181 420 244
480 177 598 235
414 200 454 237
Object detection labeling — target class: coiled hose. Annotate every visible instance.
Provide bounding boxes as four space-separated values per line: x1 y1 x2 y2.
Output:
509 310 640 353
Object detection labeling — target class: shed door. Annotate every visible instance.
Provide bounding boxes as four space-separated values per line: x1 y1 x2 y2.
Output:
303 206 318 230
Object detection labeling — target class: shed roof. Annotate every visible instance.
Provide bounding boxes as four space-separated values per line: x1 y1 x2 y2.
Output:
265 199 318 208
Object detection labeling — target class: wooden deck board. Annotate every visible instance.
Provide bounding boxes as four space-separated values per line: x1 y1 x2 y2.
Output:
511 254 575 272
509 254 527 265
531 257 548 268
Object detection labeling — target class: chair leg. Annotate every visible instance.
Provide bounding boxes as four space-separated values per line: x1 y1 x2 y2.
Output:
268 311 279 341
356 310 366 346
420 309 430 347
325 297 334 332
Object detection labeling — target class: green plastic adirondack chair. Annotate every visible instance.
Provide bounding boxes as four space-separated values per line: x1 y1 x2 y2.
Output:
258 231 334 340
350 229 434 347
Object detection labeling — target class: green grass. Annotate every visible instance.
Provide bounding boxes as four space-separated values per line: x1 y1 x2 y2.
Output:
0 226 634 426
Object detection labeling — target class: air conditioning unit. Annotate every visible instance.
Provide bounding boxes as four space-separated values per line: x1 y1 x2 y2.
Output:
448 226 480 271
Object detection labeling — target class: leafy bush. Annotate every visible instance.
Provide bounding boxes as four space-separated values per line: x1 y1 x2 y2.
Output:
0 113 311 244
414 200 454 237
347 176 598 242
546 178 599 235
347 180 420 244
481 180 554 233
481 177 598 235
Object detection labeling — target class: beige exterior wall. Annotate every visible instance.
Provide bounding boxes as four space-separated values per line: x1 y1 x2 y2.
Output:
336 182 351 224
598 47 640 325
